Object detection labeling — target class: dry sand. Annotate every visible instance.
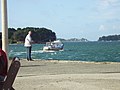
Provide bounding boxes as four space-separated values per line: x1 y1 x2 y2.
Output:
12 60 120 90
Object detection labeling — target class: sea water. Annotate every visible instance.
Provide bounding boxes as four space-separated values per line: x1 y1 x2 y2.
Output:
9 41 120 62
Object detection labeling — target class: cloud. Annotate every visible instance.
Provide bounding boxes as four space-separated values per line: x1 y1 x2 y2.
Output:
99 25 106 31
99 0 119 9
112 25 117 30
99 24 120 32
112 25 120 30
95 0 120 21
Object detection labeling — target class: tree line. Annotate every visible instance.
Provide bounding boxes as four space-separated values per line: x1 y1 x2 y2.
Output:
0 27 56 44
98 34 120 41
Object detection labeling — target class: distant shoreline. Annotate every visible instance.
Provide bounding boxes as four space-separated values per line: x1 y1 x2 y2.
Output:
9 40 120 44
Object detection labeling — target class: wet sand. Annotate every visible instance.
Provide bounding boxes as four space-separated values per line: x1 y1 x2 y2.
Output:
12 60 120 90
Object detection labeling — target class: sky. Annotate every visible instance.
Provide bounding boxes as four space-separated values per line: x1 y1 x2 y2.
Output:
0 0 120 41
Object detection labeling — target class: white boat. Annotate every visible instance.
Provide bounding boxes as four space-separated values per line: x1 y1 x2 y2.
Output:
43 40 64 51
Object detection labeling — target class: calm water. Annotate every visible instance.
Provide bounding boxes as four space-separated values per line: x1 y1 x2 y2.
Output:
9 41 120 62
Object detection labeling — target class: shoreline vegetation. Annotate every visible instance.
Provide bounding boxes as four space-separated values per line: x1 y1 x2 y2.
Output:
0 27 120 44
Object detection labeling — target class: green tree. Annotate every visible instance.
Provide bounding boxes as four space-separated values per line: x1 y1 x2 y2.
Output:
8 27 56 43
98 34 120 41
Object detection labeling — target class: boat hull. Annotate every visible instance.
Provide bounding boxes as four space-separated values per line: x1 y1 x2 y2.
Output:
43 40 64 51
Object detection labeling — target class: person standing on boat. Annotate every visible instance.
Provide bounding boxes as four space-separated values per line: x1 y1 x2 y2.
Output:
24 31 33 61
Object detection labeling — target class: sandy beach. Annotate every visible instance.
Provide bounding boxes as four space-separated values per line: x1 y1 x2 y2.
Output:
12 60 120 90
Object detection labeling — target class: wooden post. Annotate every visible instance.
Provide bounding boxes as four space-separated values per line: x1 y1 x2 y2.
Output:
1 0 8 59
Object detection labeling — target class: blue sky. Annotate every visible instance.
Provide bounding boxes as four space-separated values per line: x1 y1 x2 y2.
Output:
0 0 120 41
